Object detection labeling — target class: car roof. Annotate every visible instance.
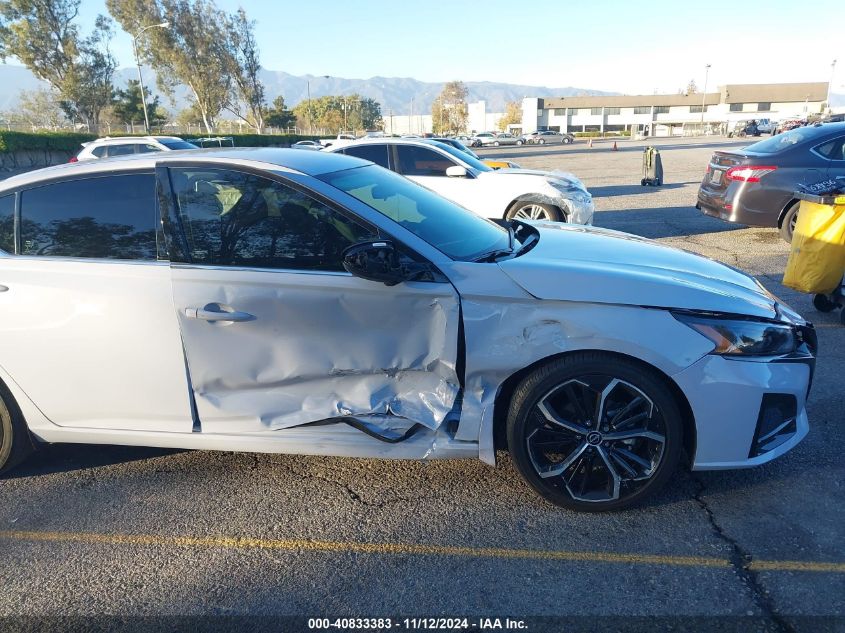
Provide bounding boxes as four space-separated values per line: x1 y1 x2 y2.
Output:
89 136 183 144
0 147 371 192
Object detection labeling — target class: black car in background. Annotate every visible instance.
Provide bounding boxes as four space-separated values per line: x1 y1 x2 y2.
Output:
697 122 845 241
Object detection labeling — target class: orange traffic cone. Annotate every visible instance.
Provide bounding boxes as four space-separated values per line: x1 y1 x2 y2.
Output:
588 138 593 148
612 141 618 151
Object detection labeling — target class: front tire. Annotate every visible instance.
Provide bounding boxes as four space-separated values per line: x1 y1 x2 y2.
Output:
506 201 563 222
0 384 33 476
780 201 799 242
516 140 524 145
538 139 546 145
493 141 500 146
563 137 572 144
506 353 683 512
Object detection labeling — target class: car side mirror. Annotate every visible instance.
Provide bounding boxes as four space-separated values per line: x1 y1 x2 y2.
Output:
446 165 468 178
342 240 406 286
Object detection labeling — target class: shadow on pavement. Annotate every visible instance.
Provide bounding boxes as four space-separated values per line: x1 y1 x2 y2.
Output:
595 206 745 239
3 442 183 479
589 183 695 197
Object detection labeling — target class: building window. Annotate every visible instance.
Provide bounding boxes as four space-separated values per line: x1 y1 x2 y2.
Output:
654 106 670 114
553 108 566 116
690 105 704 113
590 107 602 115
537 110 543 117
729 103 744 112
634 106 651 114
757 102 771 112
605 107 620 115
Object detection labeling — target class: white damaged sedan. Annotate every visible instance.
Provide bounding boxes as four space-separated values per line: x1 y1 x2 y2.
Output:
0 148 814 510
328 138 594 225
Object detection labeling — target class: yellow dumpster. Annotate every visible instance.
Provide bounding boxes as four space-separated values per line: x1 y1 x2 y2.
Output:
782 193 845 295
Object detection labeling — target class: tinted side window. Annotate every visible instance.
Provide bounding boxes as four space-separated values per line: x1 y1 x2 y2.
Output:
396 146 456 176
91 146 107 158
107 144 136 157
343 144 391 169
0 194 14 253
169 168 376 271
814 138 845 160
20 174 157 260
138 144 162 154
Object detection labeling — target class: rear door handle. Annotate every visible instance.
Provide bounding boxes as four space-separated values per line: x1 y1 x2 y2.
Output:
185 305 255 323
0 285 8 292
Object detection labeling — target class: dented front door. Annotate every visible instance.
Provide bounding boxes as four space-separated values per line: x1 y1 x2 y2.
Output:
164 165 461 435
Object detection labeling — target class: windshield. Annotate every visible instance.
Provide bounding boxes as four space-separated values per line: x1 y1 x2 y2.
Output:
160 140 199 150
744 128 817 153
427 141 492 172
319 165 509 261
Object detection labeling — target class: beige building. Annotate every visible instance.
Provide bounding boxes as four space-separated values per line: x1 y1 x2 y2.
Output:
521 82 830 136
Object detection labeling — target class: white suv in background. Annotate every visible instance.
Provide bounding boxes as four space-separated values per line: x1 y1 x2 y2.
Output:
71 136 198 162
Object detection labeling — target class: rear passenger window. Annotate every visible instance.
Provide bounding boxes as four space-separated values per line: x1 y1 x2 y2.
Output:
343 144 391 169
814 138 845 160
107 145 136 157
0 194 14 253
91 146 107 158
138 144 162 154
20 174 157 260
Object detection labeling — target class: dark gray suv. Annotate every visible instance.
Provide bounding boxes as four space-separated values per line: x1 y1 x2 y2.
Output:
697 122 845 241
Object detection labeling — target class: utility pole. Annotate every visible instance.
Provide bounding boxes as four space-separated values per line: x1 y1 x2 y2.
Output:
827 60 837 114
132 21 169 134
701 63 711 131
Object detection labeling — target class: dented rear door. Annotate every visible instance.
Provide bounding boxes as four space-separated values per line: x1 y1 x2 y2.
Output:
163 164 461 435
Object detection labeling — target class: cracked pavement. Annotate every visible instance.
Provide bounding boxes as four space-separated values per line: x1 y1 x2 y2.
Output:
0 137 842 630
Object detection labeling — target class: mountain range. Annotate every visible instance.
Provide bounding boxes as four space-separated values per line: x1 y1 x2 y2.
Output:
0 64 617 116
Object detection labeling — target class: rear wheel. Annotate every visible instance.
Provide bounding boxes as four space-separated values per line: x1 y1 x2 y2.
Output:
516 140 524 146
493 141 500 146
506 353 683 512
0 384 33 476
813 294 838 313
539 139 546 145
780 201 800 242
506 201 563 222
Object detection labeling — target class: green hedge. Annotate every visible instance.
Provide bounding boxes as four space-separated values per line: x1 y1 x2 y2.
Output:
0 131 98 153
0 130 322 153
185 133 321 147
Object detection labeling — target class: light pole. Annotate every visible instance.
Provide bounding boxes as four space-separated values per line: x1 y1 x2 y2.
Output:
701 63 711 131
827 59 837 114
307 75 329 135
132 21 169 134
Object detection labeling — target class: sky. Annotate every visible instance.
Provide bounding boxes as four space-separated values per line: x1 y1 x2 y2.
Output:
67 0 844 95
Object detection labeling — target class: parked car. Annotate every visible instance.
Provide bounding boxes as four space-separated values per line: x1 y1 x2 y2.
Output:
489 133 521 146
726 121 761 138
471 132 498 147
756 118 775 134
71 135 198 161
328 138 593 223
774 119 807 135
431 137 522 169
291 140 324 150
522 130 575 145
0 148 816 511
697 122 845 241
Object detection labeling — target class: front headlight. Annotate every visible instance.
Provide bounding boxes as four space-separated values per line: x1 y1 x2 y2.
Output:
548 178 588 196
673 313 799 356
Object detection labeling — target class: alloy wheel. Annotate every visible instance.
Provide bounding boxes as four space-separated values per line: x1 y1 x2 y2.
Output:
525 376 667 504
512 204 553 220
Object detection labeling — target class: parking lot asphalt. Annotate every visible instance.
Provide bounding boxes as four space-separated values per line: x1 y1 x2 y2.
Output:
1 137 843 631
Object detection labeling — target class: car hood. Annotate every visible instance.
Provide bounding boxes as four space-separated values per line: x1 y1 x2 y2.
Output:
484 168 587 191
498 223 778 318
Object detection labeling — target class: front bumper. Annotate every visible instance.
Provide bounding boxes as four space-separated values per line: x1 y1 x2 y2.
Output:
563 196 595 225
672 353 812 470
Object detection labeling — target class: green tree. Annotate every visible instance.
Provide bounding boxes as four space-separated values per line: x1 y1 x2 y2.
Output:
431 80 468 135
0 0 117 131
16 88 67 129
113 79 162 127
291 94 382 134
265 95 295 129
107 0 234 134
224 7 264 133
497 101 522 132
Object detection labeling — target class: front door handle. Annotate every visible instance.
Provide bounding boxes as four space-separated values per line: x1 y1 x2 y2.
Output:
185 304 255 323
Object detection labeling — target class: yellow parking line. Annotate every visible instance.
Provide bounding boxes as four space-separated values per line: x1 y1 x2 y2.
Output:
1 529 842 573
